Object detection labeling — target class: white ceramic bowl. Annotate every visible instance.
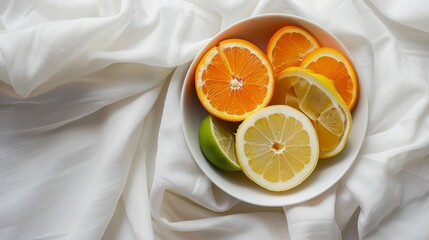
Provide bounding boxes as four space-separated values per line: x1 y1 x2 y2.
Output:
180 14 368 207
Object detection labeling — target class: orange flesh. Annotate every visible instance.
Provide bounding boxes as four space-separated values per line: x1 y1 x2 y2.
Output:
271 32 316 75
198 41 272 120
301 47 359 110
306 57 354 108
267 26 320 77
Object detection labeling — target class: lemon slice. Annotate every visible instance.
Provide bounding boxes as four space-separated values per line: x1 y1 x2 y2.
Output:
199 114 241 171
235 105 319 191
271 67 352 158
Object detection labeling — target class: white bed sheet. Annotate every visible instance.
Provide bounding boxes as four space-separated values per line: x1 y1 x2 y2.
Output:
1 0 429 239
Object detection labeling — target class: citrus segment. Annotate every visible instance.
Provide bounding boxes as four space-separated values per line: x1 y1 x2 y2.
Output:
195 39 274 122
300 47 359 110
235 105 319 191
267 26 320 76
199 115 241 171
272 67 352 158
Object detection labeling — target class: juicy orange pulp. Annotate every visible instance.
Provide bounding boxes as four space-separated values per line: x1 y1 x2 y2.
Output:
301 47 359 110
195 39 274 122
267 26 321 76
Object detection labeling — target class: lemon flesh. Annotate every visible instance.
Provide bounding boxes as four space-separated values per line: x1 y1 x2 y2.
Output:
235 105 319 191
199 115 241 171
271 67 352 158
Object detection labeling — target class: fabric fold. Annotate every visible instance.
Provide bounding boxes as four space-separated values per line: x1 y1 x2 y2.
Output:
1 0 429 239
284 186 342 240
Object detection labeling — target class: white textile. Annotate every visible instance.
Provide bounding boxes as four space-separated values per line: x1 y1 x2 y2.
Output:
1 0 429 239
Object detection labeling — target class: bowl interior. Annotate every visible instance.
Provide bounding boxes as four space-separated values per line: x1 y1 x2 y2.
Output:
180 14 368 207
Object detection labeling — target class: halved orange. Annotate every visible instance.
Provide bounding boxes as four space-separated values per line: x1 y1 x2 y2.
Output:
195 39 275 122
300 47 359 110
266 25 320 76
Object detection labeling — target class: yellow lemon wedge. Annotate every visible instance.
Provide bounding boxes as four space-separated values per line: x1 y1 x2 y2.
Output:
271 67 352 158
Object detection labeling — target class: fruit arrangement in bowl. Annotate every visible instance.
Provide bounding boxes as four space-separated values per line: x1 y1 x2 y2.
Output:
181 14 368 206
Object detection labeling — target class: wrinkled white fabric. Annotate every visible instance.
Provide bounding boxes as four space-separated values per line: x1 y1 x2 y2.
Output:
1 0 429 240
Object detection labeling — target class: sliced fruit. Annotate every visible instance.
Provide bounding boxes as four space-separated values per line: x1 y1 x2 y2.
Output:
235 105 319 191
199 114 241 171
195 39 275 122
272 67 352 158
266 25 320 76
300 47 359 110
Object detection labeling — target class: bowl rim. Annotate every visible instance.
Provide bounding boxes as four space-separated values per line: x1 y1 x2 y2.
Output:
180 13 368 207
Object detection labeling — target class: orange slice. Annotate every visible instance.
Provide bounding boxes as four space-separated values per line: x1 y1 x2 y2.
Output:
300 47 359 110
195 39 275 122
266 25 320 76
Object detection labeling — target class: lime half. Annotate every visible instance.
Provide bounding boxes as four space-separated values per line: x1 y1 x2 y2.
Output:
199 115 241 171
